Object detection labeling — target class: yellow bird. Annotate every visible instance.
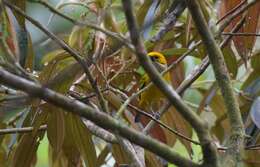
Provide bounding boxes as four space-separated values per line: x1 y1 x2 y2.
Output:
135 52 171 122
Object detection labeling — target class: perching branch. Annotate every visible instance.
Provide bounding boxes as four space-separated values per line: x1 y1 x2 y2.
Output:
0 67 199 167
185 0 245 166
121 1 218 167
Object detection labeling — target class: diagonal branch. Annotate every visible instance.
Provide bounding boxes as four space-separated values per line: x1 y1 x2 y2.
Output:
0 67 199 167
185 0 245 166
121 1 218 167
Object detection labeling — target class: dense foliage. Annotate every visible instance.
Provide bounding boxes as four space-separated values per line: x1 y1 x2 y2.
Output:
0 0 259 166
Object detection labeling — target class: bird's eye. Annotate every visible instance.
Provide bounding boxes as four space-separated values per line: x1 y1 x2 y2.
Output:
150 56 159 62
150 56 156 61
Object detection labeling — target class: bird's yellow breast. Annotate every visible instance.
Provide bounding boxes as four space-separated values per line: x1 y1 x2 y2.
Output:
139 72 171 110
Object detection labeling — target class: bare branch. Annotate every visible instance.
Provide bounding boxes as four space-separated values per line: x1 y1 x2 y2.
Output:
185 0 245 166
0 67 199 167
222 32 260 36
121 1 217 167
0 125 47 135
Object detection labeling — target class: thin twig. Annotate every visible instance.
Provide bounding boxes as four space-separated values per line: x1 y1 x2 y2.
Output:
219 0 258 33
222 32 260 36
108 84 201 145
0 67 199 166
216 0 247 24
245 144 260 150
82 119 117 144
0 125 47 135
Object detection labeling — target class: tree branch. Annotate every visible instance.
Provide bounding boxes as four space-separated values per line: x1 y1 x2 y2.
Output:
185 0 245 166
0 67 199 167
121 1 218 167
0 125 47 135
222 32 260 36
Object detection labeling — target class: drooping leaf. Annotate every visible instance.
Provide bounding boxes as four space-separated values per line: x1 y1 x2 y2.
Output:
97 145 110 167
250 97 260 128
161 107 193 156
251 51 260 71
241 70 260 97
222 47 238 78
6 5 30 67
24 33 35 70
9 0 26 28
218 0 260 63
0 145 7 167
66 113 98 167
112 143 132 165
62 115 81 166
143 0 160 40
11 133 40 167
47 107 65 160
162 47 200 58
136 0 153 27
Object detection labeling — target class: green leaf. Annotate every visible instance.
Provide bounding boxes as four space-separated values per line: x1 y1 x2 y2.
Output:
222 47 238 78
11 107 45 167
47 108 65 160
97 145 110 167
62 116 81 166
0 146 7 166
11 133 39 167
68 27 81 47
41 49 68 65
9 0 26 28
251 51 260 71
162 48 200 58
112 144 131 165
24 33 35 70
66 113 98 167
250 97 260 128
47 63 82 93
241 70 260 97
136 0 153 26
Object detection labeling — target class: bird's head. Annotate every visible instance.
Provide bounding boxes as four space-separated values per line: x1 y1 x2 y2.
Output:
147 52 167 72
